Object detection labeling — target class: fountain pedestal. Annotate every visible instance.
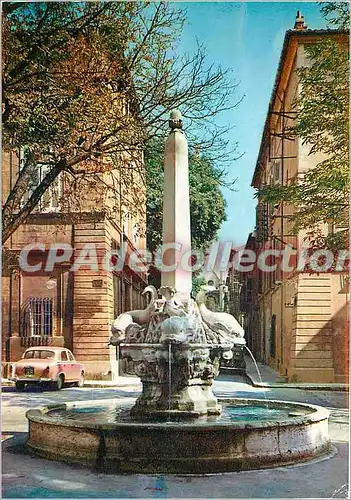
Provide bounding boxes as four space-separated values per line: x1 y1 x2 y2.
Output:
121 343 223 417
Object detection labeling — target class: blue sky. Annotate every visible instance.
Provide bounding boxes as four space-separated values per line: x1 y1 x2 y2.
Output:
176 2 327 245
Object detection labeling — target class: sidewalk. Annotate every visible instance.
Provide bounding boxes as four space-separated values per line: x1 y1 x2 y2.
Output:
1 375 141 389
244 354 349 391
79 376 141 388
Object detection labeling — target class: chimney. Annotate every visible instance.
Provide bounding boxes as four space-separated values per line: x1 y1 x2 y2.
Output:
294 11 307 30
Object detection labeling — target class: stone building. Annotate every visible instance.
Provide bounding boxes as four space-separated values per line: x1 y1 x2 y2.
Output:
241 15 349 383
237 233 259 356
2 149 148 378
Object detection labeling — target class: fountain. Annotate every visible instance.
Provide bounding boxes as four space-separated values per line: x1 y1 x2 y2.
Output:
26 110 331 474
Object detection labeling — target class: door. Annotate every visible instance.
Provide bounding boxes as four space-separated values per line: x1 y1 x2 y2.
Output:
67 350 80 380
59 350 70 381
270 315 276 358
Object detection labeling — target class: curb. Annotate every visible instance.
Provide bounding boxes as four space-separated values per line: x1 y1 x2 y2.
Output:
245 373 349 391
2 376 347 391
83 381 141 388
1 379 141 389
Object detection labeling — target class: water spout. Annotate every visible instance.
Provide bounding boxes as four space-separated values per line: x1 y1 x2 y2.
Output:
244 345 269 408
168 342 172 422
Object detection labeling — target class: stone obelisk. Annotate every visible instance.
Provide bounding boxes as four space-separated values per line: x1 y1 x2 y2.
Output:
161 110 192 303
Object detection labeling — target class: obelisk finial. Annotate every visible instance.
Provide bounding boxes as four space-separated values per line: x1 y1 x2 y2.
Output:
169 109 183 130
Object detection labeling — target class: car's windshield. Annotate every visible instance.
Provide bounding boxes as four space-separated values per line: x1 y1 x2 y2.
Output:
23 350 55 359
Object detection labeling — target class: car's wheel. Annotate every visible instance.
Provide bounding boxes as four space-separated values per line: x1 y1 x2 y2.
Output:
15 381 26 391
52 374 64 391
77 372 85 388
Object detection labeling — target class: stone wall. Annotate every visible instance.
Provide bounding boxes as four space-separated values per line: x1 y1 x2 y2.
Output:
330 274 349 383
288 274 334 383
71 220 114 377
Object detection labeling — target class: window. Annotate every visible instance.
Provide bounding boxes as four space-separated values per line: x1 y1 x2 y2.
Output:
18 148 63 213
124 280 131 312
23 350 34 359
21 297 53 337
270 160 282 185
113 273 122 317
61 351 68 362
23 350 55 359
67 351 75 361
122 98 131 116
245 278 253 303
132 283 141 309
111 239 122 317
37 165 63 212
132 223 139 245
122 211 129 236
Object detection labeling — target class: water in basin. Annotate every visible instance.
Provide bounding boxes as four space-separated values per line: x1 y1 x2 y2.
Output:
47 400 311 426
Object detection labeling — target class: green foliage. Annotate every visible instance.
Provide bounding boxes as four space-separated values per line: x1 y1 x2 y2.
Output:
319 1 350 29
145 137 228 253
191 275 207 298
257 33 349 249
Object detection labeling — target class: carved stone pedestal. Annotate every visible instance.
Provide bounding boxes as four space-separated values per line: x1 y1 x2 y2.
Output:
120 343 222 417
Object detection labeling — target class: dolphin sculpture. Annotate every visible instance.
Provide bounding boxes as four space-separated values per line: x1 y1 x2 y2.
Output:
110 285 158 344
158 285 186 317
195 288 245 343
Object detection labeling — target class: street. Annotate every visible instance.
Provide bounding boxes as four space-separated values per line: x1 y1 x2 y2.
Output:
2 374 349 498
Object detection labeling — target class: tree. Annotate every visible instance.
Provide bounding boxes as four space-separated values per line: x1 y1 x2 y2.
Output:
319 1 350 29
191 275 207 299
2 2 241 244
145 137 230 253
256 10 349 249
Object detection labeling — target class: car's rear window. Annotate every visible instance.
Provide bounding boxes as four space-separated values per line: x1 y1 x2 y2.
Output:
24 350 55 359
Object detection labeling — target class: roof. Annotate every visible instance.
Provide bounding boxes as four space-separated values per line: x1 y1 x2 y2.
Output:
251 28 348 188
25 346 69 351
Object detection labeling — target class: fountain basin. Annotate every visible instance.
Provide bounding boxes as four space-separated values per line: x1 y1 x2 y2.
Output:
26 398 331 474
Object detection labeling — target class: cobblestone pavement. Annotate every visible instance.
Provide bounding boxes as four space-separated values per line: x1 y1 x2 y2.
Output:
2 374 349 499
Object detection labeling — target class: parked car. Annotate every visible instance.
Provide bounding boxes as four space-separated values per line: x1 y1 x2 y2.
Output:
220 345 246 373
9 347 85 391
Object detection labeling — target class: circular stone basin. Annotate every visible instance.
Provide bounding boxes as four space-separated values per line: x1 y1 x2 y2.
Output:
26 398 331 474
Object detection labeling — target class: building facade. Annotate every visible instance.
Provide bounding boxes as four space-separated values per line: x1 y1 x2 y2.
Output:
241 18 349 383
2 149 148 379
